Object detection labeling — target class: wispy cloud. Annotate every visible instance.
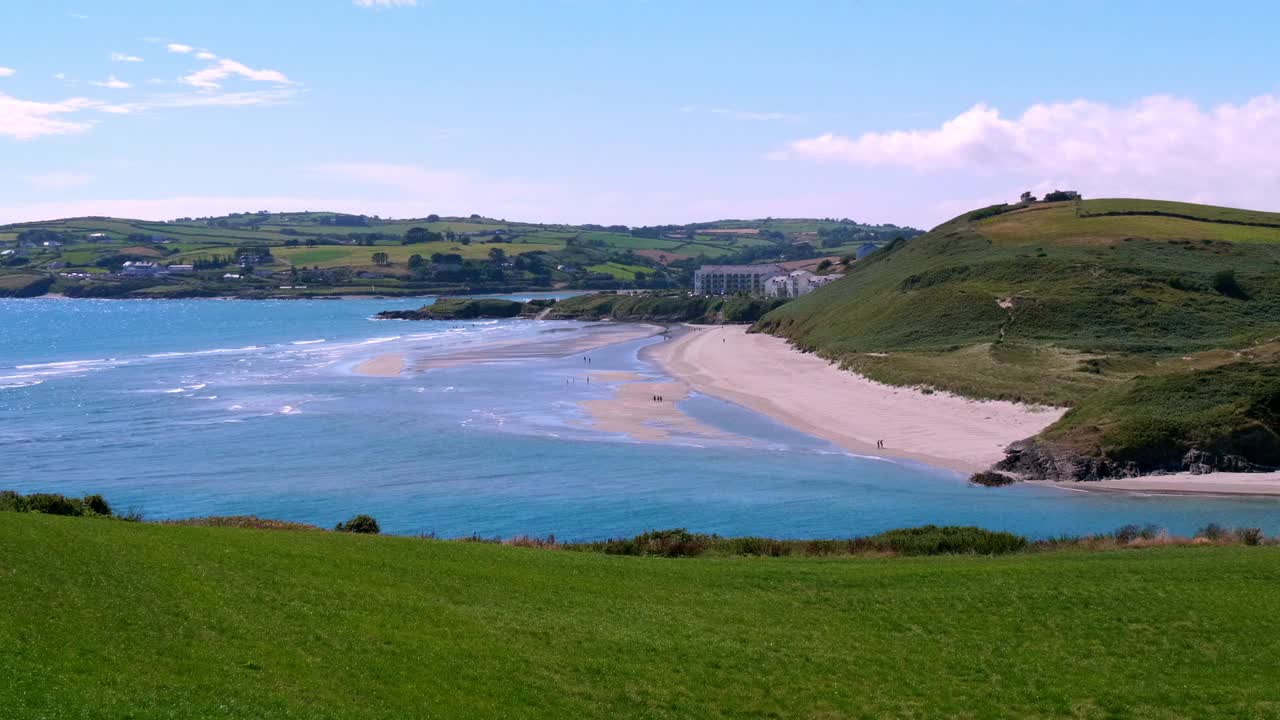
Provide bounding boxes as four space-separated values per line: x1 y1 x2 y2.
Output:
681 105 804 122
182 58 291 90
0 93 98 139
195 51 217 60
353 0 418 7
0 67 16 78
68 12 88 20
27 171 95 190
91 75 131 89
110 52 143 63
166 43 194 54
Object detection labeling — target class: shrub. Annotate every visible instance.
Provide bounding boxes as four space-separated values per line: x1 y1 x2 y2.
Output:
1196 523 1227 541
83 494 112 516
25 493 83 516
969 471 1015 487
1114 524 1161 543
1212 269 1248 299
867 526 1028 556
335 514 381 534
1235 527 1264 546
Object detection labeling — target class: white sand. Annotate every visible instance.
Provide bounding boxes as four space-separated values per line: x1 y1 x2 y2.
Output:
1069 472 1280 497
578 376 728 443
650 325 1065 473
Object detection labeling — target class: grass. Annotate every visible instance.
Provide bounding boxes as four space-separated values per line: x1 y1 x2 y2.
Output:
586 261 651 279
274 241 563 268
3 512 1280 718
981 203 1280 245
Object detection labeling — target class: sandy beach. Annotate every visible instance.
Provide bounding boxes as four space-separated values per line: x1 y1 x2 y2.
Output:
650 325 1065 473
1063 472 1280 497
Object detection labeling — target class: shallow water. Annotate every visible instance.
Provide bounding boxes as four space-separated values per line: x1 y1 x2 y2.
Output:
3 297 1279 539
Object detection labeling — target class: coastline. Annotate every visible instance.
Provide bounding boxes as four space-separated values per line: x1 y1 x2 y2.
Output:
648 325 1064 474
1054 472 1280 498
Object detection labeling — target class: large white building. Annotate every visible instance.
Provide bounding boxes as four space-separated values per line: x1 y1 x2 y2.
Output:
692 264 785 295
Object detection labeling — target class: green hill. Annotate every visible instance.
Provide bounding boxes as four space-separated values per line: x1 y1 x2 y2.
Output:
755 198 1280 478
4 512 1280 719
0 212 920 298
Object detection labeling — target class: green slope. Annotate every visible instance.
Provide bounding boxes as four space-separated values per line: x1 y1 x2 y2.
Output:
755 198 1280 476
3 513 1280 719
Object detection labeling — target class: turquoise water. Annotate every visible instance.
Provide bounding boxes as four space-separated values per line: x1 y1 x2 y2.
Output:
3 297 1279 539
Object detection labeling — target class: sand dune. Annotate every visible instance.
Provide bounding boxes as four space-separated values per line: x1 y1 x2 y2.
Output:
650 325 1065 473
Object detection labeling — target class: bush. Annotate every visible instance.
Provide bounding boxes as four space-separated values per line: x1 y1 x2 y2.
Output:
969 471 1015 487
593 529 713 557
1212 269 1248 299
1114 524 1161 543
83 494 112 516
1196 523 1227 541
335 514 381 534
1235 527 1264 546
866 525 1028 556
0 491 116 517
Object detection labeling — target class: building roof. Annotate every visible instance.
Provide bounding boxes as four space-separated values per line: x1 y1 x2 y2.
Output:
695 264 784 274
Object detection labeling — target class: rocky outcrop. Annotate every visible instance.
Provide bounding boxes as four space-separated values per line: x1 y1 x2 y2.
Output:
996 440 1274 482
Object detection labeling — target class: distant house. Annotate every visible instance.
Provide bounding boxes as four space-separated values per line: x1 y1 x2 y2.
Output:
47 261 67 270
222 273 242 280
0 250 14 256
86 233 109 242
855 242 878 260
165 264 194 274
121 261 167 277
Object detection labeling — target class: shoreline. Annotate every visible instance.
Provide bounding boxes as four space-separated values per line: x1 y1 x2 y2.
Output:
1051 472 1280 498
648 325 1064 474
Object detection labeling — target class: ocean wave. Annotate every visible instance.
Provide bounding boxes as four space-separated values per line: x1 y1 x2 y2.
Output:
15 358 113 370
145 345 264 359
290 339 326 345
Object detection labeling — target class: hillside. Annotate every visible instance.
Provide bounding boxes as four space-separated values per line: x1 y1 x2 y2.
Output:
756 198 1280 479
3 512 1279 718
0 211 920 299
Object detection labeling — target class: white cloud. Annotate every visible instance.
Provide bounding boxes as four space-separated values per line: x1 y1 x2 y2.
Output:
110 52 143 62
68 12 88 20
0 93 97 139
353 0 418 7
166 43 194 54
91 75 131 89
195 51 217 60
27 172 94 190
0 67 15 77
773 93 1280 213
53 72 67 81
182 58 291 90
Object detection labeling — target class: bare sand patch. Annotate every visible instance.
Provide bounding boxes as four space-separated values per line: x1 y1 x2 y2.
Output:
353 353 404 377
579 380 728 443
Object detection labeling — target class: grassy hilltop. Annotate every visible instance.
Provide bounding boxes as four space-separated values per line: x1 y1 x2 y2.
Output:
4 512 1280 719
756 198 1280 479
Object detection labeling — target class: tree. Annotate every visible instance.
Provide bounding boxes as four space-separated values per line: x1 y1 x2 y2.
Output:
371 252 389 266
488 247 507 264
459 236 471 245
1020 191 1036 203
407 254 425 270
426 214 440 223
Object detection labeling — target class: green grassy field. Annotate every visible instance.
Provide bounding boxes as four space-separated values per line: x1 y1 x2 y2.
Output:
3 513 1279 719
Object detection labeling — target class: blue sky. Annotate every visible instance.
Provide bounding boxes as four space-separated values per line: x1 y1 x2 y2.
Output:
2 0 1278 228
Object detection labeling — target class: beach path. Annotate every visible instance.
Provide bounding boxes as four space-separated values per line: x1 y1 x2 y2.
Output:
651 325 1065 473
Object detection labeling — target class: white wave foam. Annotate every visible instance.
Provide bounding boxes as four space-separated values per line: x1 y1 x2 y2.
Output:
15 358 111 370
291 339 326 345
277 405 301 415
145 345 263 359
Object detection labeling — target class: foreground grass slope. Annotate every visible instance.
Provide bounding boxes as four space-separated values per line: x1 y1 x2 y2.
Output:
756 198 1280 478
3 514 1280 719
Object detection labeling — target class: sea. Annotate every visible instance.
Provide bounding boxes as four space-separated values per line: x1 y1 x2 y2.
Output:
3 296 1279 539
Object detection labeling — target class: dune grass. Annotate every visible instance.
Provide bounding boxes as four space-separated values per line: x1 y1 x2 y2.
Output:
2 513 1280 719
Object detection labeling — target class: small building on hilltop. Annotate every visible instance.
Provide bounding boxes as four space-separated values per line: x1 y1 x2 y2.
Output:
855 242 878 260
121 261 167 277
693 264 785 296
